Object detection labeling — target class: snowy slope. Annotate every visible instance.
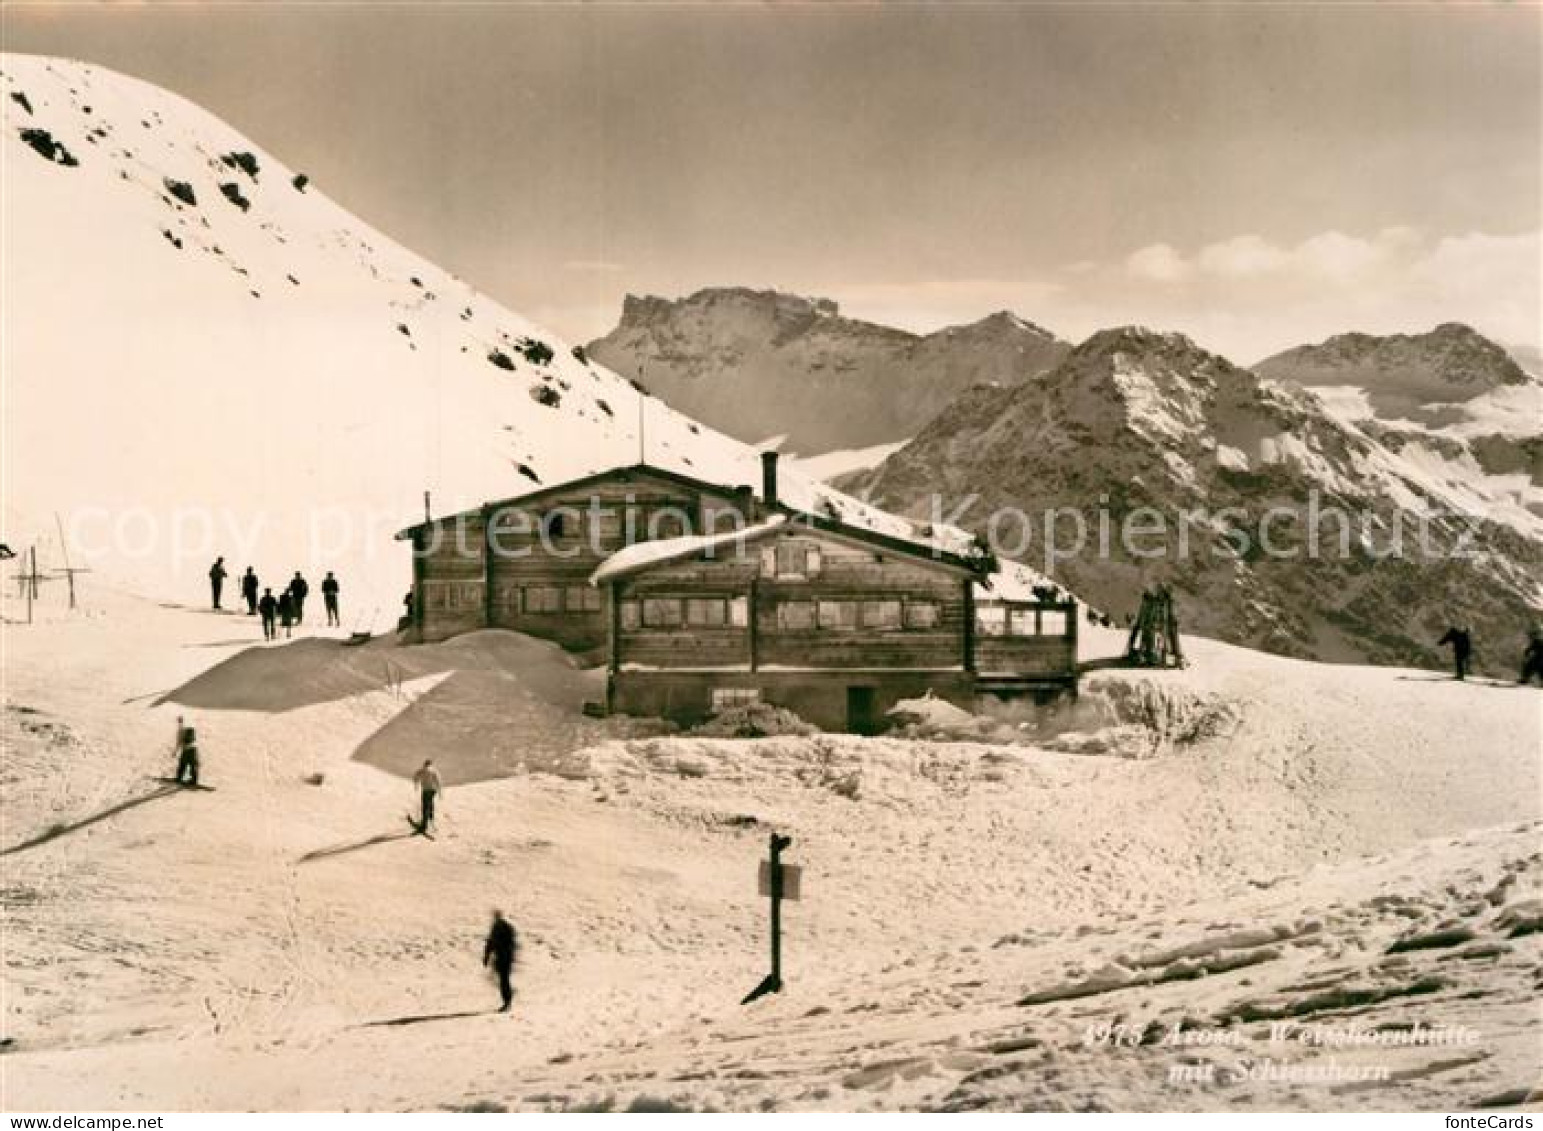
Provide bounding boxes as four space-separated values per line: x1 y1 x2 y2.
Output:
0 55 956 619
2 590 1537 1110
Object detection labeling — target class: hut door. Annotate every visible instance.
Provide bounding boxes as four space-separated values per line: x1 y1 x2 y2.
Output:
846 686 878 735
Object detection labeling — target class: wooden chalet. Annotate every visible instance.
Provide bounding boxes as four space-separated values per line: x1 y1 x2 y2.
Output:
398 452 1078 732
395 462 761 655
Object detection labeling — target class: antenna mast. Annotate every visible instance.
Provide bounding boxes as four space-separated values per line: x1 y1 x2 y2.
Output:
637 368 646 465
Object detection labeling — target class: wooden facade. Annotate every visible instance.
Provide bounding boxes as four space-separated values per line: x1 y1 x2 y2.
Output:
401 457 1080 732
602 522 1077 731
402 465 756 653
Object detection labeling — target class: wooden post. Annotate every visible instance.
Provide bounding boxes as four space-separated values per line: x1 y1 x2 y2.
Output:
742 832 793 1004
26 546 36 624
769 832 788 987
481 505 495 628
961 577 976 674
747 577 760 672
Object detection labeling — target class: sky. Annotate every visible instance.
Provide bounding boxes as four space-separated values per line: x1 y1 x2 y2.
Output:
3 2 1539 361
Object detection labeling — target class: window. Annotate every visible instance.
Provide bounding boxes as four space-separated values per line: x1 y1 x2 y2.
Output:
1040 608 1069 637
1010 609 1038 637
428 581 482 611
729 597 749 627
711 688 761 711
523 586 562 614
818 601 858 631
763 541 822 579
686 598 728 627
565 586 601 613
861 600 903 630
642 598 683 627
977 605 1008 637
776 601 816 631
543 511 570 540
905 602 940 630
619 600 641 630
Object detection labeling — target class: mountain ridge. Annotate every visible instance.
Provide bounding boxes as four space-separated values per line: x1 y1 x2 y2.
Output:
587 287 1070 454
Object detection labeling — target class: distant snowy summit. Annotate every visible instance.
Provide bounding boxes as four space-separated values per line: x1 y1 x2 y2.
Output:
1255 322 1533 411
845 324 1543 674
587 286 1068 454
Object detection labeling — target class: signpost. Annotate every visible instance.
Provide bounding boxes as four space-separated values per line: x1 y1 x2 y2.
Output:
742 832 799 1004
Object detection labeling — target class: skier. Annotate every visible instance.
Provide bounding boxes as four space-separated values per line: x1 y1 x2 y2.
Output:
322 571 341 627
173 717 200 787
241 568 260 615
258 587 278 641
277 589 295 639
208 557 228 610
413 758 442 834
483 910 519 1013
1520 629 1543 686
1437 625 1473 681
289 572 310 625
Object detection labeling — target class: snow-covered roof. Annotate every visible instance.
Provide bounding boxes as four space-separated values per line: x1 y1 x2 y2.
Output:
590 517 788 586
973 558 1066 603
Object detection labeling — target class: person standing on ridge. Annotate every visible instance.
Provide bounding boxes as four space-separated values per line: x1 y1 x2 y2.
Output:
258 587 278 641
322 571 341 627
241 567 260 615
413 759 442 835
483 910 519 1013
1437 625 1473 681
277 588 295 639
209 557 228 610
289 572 310 625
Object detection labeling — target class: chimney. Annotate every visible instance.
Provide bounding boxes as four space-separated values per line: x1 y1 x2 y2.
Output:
760 451 780 509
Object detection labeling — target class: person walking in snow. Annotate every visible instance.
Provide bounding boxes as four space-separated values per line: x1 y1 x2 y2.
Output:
277 589 295 639
241 567 260 615
1437 625 1473 681
322 571 341 627
288 572 310 625
1520 629 1543 687
209 557 228 610
483 910 519 1013
258 587 278 641
172 716 200 787
413 758 442 834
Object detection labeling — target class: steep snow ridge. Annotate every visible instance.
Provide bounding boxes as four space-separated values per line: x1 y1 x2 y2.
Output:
0 54 969 615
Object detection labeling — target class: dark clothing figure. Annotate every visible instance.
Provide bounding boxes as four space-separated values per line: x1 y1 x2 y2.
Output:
209 558 228 610
277 591 295 639
258 589 278 641
174 724 200 787
1521 632 1543 686
1437 627 1473 681
413 761 442 833
399 589 415 632
483 913 518 1012
322 574 340 626
289 574 309 624
241 569 259 615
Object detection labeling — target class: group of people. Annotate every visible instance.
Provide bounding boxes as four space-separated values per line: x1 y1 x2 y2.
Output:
164 721 518 1012
208 558 342 640
1436 624 1543 685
